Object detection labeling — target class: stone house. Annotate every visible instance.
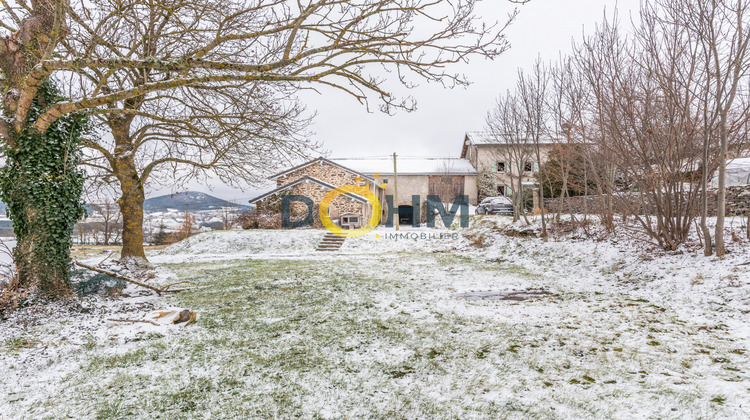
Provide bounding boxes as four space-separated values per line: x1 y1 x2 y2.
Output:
461 132 555 198
249 156 479 226
249 158 385 226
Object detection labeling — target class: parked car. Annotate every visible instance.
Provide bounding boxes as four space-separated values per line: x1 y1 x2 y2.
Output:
476 196 514 215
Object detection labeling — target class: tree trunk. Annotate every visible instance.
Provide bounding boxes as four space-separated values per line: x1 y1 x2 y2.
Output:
701 147 712 256
13 204 76 296
536 150 547 238
110 116 147 261
117 163 147 260
0 2 79 296
0 85 87 296
715 116 728 257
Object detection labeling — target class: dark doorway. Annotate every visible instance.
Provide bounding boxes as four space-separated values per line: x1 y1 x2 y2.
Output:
398 205 413 226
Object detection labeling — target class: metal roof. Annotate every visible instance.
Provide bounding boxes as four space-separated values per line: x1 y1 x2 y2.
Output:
465 131 560 146
331 157 477 176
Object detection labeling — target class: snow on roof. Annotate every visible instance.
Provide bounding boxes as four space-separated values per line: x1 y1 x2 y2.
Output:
267 157 378 182
727 157 750 168
465 131 559 145
711 158 750 188
331 157 477 176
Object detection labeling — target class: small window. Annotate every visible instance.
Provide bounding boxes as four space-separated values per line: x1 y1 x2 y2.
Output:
496 161 506 173
496 185 505 195
524 161 533 172
349 217 359 223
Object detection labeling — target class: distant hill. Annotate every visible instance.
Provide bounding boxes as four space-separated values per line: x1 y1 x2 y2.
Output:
144 191 252 213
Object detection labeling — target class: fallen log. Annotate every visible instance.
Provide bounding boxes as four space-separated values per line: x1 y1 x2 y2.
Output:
75 260 179 296
107 318 158 326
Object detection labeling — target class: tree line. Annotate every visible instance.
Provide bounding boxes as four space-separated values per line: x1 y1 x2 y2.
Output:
483 0 749 254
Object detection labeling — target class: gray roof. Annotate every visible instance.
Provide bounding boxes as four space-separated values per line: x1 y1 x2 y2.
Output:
465 131 560 146
331 157 477 175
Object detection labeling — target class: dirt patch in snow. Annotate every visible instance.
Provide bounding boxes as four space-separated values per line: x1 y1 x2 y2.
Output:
454 288 554 301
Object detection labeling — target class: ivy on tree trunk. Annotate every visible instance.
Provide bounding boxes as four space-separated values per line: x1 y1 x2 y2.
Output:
0 81 87 296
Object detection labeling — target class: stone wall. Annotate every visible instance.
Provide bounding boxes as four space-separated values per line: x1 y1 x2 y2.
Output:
543 185 750 216
256 181 370 226
278 160 378 220
543 195 615 215
708 185 750 216
260 160 377 227
278 161 360 188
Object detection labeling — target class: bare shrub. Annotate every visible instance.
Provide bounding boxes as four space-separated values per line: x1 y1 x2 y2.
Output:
463 231 490 248
238 211 283 230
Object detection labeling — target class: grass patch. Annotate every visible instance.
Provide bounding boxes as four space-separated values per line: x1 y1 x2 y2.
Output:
4 251 748 419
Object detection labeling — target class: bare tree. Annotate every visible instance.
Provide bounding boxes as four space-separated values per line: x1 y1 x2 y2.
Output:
176 205 194 242
548 56 592 224
516 59 550 237
568 3 748 250
67 0 317 260
572 16 626 233
220 206 236 231
74 221 91 246
576 12 698 248
486 91 536 223
89 198 122 245
655 0 750 256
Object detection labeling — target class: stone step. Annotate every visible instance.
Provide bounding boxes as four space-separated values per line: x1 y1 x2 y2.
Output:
316 233 346 251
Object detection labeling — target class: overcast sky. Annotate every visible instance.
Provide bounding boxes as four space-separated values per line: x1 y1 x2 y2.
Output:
152 0 641 203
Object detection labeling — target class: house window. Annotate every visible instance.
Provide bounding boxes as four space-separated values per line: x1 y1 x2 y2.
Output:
524 161 533 172
496 185 505 195
496 161 506 173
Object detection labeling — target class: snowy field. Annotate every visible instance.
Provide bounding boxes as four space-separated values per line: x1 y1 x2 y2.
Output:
1 217 750 418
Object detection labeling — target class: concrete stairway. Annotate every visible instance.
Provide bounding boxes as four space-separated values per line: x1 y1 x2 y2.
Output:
316 232 345 251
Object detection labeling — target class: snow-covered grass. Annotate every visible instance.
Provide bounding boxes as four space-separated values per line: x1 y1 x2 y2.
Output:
1 217 749 418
